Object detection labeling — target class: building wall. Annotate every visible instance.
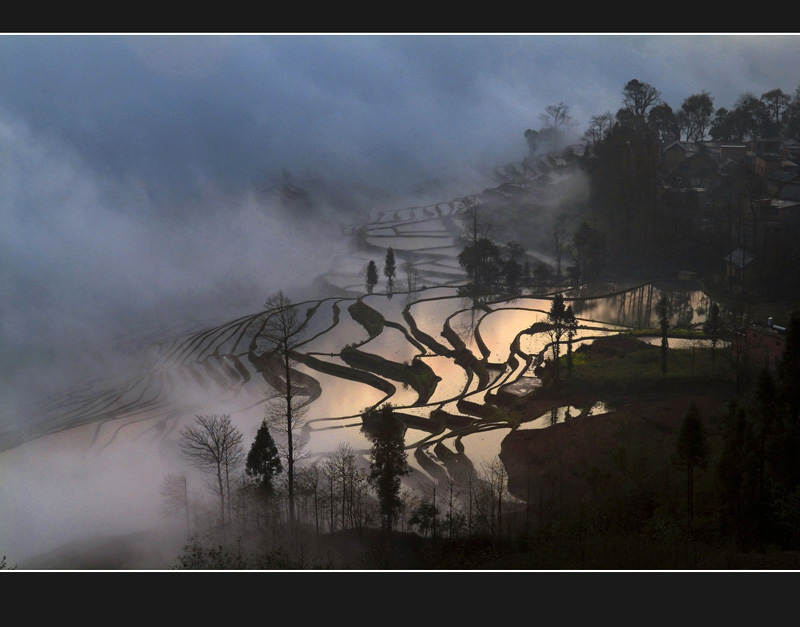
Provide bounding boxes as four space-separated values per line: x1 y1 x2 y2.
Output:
746 327 785 370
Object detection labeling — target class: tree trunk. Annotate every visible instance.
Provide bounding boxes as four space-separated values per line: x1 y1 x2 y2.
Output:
285 347 295 526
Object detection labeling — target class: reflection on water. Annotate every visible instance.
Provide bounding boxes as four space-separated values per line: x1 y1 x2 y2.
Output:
457 425 512 471
639 336 730 349
477 308 548 363
12 177 729 526
569 282 711 329
518 402 609 430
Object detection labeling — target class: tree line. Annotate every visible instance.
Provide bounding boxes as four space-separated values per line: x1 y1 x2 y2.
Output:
518 79 800 295
163 290 525 568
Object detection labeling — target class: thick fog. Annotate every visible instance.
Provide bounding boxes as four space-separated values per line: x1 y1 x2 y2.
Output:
2 33 800 567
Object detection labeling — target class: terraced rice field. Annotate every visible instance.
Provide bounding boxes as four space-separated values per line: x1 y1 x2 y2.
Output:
1 162 714 493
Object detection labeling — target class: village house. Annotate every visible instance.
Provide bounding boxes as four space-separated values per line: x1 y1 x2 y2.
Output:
746 319 787 371
755 152 785 179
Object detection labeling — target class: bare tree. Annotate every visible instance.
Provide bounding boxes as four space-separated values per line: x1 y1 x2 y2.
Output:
256 291 311 526
323 442 369 532
160 472 191 537
459 195 492 247
552 216 566 283
179 414 244 527
479 457 509 540
401 261 420 293
539 101 574 130
582 111 615 156
621 78 662 129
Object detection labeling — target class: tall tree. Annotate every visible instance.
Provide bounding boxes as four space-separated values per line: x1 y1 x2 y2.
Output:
160 472 191 537
258 290 311 525
785 85 800 140
384 247 396 295
539 101 573 130
656 295 671 377
752 367 779 505
679 91 715 142
621 79 662 130
536 102 576 151
716 401 751 535
774 312 800 495
552 217 566 283
179 413 244 527
761 88 791 138
245 419 283 497
459 195 492 246
458 237 503 297
703 301 723 373
676 402 709 526
323 442 368 532
565 305 578 378
365 260 379 294
777 311 800 421
546 293 569 384
401 261 420 293
362 404 410 533
569 222 606 283
648 102 680 144
582 111 615 158
734 92 769 140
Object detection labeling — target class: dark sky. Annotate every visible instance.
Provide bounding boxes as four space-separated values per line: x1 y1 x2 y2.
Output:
2 32 800 414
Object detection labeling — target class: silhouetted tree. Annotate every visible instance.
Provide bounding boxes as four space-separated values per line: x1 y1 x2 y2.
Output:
676 402 709 526
384 247 396 294
648 102 680 144
656 295 671 377
565 305 578 378
552 217 566 283
752 368 779 506
532 261 552 293
717 401 752 542
734 92 770 140
458 237 503 298
569 222 606 283
678 91 715 141
546 293 569 384
179 413 244 527
401 261 420 293
777 311 800 421
258 290 311 526
362 404 410 532
245 419 283 497
502 259 523 296
582 111 615 158
620 78 662 130
459 195 489 245
323 442 369 533
365 260 379 294
409 500 440 539
160 472 191 537
761 88 791 138
703 301 723 372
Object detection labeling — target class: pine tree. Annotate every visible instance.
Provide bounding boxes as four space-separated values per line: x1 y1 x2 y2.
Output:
362 404 409 532
546 293 568 383
676 401 709 526
384 247 396 294
245 419 283 496
365 260 379 294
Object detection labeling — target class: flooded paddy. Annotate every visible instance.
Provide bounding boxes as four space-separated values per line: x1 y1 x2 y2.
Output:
1 167 731 567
